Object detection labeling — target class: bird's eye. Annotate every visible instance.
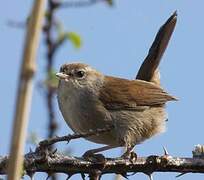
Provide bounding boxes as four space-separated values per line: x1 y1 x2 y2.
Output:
60 67 63 72
76 70 85 78
60 67 66 73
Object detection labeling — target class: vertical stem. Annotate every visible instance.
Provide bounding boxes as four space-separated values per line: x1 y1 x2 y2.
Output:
45 10 56 139
8 1 46 180
44 1 58 179
44 0 58 146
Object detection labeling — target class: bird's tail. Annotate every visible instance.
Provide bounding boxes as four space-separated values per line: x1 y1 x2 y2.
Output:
136 11 177 85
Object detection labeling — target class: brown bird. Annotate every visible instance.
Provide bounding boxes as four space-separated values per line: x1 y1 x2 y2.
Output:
56 12 177 158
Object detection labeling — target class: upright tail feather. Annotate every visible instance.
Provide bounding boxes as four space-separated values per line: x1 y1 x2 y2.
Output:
136 11 177 85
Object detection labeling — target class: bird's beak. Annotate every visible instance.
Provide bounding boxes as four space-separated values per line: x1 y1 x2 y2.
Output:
56 72 69 80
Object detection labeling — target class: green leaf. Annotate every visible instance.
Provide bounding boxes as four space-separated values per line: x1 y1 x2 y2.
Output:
66 32 82 49
105 0 114 6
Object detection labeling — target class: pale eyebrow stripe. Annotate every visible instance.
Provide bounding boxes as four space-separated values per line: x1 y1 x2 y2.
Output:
83 66 92 71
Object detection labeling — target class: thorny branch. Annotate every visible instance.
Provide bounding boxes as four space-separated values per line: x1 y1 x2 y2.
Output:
2 127 204 179
1 149 204 178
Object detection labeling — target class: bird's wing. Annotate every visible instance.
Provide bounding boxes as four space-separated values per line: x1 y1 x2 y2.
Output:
99 76 177 110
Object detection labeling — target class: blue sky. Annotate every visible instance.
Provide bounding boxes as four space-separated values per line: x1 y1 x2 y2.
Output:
1 0 204 179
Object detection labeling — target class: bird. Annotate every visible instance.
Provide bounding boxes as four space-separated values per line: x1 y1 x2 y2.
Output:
56 63 177 158
56 12 177 158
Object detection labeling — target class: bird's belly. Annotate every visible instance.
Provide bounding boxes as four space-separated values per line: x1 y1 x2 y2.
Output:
58 90 118 146
110 106 167 146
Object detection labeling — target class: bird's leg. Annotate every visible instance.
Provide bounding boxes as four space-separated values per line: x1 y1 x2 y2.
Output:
83 145 116 156
83 145 117 161
121 144 137 162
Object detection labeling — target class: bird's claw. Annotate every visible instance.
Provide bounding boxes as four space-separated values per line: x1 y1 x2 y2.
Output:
121 151 137 163
83 151 106 163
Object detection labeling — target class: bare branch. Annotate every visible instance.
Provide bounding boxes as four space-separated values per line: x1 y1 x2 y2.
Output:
1 151 204 177
39 126 113 147
43 1 60 179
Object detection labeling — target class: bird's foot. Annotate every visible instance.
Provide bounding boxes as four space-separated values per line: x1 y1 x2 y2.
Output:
83 151 106 163
121 151 137 163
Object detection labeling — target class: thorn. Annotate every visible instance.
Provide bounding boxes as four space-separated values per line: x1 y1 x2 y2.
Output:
66 173 74 180
120 172 129 179
144 173 153 180
81 173 86 180
127 172 137 176
46 175 50 180
163 146 169 156
52 148 57 154
148 174 153 180
118 172 136 179
30 175 34 180
176 172 187 178
27 171 35 179
29 147 33 153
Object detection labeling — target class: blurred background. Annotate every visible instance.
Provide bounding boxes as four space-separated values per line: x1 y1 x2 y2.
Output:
1 0 204 179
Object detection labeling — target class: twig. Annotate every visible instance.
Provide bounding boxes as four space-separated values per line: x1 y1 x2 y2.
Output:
7 1 46 180
45 1 57 139
39 126 113 147
43 1 60 179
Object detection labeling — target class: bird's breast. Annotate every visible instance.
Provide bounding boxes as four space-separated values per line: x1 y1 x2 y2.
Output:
57 83 113 134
